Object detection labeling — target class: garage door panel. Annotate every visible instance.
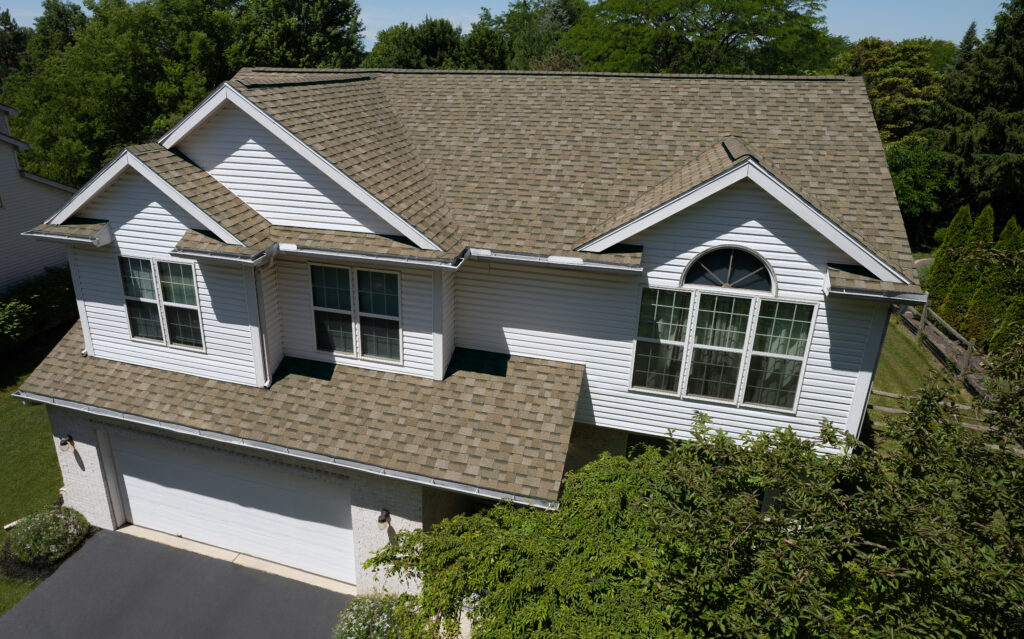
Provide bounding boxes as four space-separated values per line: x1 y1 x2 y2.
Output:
112 434 354 583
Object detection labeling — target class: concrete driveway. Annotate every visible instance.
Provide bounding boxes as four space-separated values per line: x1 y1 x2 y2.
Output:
0 530 352 638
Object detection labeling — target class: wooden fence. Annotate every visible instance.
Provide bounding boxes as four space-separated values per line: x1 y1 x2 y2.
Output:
895 303 988 394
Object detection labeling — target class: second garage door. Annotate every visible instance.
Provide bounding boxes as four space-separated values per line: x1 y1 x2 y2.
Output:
110 433 355 583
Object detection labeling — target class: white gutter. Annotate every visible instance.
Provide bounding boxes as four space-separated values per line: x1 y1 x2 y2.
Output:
827 287 928 305
14 390 558 510
278 243 467 270
468 248 642 273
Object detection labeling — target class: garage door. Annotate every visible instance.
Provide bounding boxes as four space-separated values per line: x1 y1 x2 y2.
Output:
110 433 355 583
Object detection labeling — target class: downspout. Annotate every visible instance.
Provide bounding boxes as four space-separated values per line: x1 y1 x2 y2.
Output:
253 261 273 388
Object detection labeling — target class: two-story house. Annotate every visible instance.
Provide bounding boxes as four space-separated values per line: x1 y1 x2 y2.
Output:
0 103 76 291
17 69 923 593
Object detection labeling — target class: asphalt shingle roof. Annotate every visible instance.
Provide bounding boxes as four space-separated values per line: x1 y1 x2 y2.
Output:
21 325 584 504
227 68 917 281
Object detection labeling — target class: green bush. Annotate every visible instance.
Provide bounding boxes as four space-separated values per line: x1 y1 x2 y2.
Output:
334 593 430 639
6 506 89 566
0 299 34 348
0 266 77 351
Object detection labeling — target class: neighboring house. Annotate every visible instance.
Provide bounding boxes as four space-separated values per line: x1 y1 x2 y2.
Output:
16 69 923 593
0 104 76 291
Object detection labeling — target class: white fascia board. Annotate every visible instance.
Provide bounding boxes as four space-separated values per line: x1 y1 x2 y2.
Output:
22 223 112 247
277 243 460 270
14 390 558 510
47 151 131 224
467 247 642 274
0 131 30 150
161 84 441 252
579 160 910 285
47 151 242 246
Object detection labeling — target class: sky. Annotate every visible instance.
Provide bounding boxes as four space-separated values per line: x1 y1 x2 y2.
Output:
1 0 1007 48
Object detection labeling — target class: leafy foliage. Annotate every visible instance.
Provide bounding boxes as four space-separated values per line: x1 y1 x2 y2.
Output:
924 205 972 303
362 18 462 70
0 266 77 352
0 9 30 81
370 394 1024 637
6 506 89 566
333 593 430 639
560 0 841 74
228 0 364 69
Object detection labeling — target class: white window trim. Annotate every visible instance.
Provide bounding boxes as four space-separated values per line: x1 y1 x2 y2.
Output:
627 287 692 396
119 255 207 353
626 270 819 413
307 262 404 365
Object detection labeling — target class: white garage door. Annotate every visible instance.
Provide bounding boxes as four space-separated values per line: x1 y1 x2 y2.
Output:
110 433 355 583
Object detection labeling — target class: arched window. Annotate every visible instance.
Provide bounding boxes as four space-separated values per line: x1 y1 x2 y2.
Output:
683 248 772 292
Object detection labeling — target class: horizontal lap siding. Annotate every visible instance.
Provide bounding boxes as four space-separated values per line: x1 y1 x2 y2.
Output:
455 181 883 441
70 171 258 385
0 147 70 290
275 257 435 378
178 104 397 234
260 265 284 375
442 271 456 371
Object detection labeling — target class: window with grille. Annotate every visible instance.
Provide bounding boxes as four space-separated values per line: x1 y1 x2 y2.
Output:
119 257 203 349
310 265 401 362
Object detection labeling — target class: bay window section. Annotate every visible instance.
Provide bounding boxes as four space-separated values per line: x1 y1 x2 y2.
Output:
742 301 814 409
631 288 690 392
686 295 751 400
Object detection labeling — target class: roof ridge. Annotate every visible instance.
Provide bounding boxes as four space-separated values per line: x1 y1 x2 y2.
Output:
236 67 854 82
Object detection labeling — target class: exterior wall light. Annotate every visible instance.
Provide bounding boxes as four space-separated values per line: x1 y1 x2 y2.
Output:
59 435 75 452
377 509 391 531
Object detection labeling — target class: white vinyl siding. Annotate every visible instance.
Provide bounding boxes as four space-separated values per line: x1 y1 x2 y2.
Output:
68 170 259 385
276 257 435 377
0 144 71 291
259 265 284 375
454 181 885 441
442 271 457 371
176 103 398 235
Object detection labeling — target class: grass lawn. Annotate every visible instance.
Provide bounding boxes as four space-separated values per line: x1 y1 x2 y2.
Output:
867 314 973 446
0 331 65 616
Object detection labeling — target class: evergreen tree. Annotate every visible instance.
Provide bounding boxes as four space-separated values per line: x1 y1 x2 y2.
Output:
0 9 30 81
941 205 995 325
936 0 1024 228
925 205 972 305
964 217 1023 347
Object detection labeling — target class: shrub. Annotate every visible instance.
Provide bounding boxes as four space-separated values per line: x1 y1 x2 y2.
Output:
925 205 972 306
334 593 430 639
0 266 77 352
0 299 34 349
6 506 89 566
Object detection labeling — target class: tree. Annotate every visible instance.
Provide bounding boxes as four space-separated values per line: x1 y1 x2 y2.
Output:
924 205 972 304
362 18 461 69
370 394 1024 637
965 217 1024 347
456 9 509 70
885 135 955 245
0 9 30 81
24 0 88 69
940 204 995 324
832 37 946 142
0 0 239 185
227 0 364 69
498 0 586 70
559 0 836 74
936 0 1024 229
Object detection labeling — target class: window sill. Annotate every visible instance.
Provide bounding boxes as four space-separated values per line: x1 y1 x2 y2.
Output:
316 348 403 367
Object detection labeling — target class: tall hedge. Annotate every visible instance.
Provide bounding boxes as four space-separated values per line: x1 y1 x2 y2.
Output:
925 205 972 305
941 204 995 324
965 217 1022 346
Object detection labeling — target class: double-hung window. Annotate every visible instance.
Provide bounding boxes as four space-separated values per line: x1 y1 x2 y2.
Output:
629 248 815 411
119 257 203 349
311 265 401 362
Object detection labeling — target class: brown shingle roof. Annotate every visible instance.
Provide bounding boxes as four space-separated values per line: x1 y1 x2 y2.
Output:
229 68 916 280
128 143 273 248
21 325 583 503
26 219 109 241
827 265 923 296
